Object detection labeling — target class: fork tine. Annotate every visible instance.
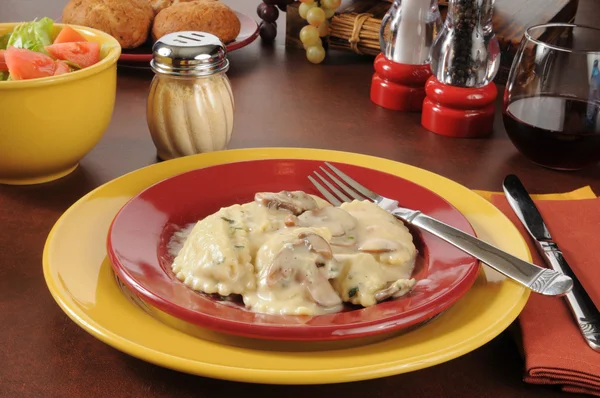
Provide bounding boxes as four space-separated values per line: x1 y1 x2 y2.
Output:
313 171 352 203
324 162 380 202
319 166 364 201
308 175 342 206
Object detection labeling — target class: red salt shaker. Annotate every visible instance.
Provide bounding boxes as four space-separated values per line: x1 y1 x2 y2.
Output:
370 0 442 112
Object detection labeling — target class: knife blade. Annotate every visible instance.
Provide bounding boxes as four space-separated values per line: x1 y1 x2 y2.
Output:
503 174 600 352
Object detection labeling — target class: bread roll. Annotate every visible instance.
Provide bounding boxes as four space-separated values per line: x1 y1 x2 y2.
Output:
152 1 240 44
62 0 154 49
148 0 217 15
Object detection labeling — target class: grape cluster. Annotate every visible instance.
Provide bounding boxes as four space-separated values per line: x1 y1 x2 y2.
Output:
257 1 281 41
298 0 341 64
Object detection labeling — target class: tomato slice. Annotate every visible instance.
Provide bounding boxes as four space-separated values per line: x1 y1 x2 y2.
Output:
4 47 56 80
53 60 70 76
0 50 7 72
45 42 100 69
53 26 86 44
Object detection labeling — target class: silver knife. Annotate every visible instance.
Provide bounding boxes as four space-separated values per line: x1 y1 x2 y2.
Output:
503 174 600 352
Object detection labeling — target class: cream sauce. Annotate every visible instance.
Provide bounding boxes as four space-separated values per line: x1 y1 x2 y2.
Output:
170 192 418 315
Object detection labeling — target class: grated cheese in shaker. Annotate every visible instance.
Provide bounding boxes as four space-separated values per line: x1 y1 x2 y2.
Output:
146 31 234 160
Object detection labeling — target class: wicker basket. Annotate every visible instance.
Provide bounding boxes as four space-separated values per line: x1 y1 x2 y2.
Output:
328 0 448 56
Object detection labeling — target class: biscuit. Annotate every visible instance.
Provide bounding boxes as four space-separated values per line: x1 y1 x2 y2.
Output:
152 1 240 44
62 0 154 49
148 0 217 15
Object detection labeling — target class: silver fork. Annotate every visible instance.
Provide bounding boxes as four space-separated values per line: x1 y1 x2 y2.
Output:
308 162 573 297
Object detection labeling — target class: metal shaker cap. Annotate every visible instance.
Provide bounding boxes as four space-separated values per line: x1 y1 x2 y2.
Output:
150 31 229 76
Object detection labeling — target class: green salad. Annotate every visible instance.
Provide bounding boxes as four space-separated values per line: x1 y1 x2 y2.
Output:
1 17 102 81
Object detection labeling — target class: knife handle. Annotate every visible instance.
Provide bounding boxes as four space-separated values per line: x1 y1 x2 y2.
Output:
538 241 600 351
402 212 573 296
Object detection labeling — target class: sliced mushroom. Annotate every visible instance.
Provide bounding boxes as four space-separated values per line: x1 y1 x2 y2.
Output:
358 238 400 254
266 247 296 286
254 191 318 215
298 232 333 260
374 283 399 302
266 233 331 285
264 232 341 307
374 279 415 302
330 236 357 248
297 207 357 237
300 270 343 307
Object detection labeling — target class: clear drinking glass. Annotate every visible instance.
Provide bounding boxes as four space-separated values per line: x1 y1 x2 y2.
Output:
503 23 600 170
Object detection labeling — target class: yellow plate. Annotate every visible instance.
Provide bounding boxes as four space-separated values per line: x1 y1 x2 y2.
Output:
43 148 530 384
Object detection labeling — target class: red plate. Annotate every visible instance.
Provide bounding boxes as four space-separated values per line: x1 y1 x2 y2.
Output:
118 11 259 63
107 159 480 341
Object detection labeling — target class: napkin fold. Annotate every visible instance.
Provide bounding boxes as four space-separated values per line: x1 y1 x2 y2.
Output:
479 186 600 396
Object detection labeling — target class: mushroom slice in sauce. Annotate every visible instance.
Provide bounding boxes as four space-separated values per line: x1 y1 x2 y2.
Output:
298 232 333 260
264 232 341 307
297 207 357 237
254 191 318 216
357 238 401 254
265 247 297 286
330 236 356 248
373 279 416 302
300 270 343 307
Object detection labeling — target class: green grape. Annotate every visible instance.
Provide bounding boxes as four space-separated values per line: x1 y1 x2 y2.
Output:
318 20 330 37
299 2 317 19
306 6 326 26
323 7 336 19
306 45 326 64
299 25 321 46
321 0 341 9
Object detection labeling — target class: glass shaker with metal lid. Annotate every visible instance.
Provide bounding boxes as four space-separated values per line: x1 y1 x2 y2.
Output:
429 0 500 88
147 31 234 160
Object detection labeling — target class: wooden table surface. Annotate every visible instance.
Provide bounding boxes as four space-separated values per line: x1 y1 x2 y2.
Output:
1 1 599 397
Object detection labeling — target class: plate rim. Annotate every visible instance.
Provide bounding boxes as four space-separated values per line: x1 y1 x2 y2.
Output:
42 147 532 384
106 158 481 341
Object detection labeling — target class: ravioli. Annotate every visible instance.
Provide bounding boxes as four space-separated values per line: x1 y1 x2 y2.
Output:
171 206 255 296
170 192 419 315
332 253 416 307
339 200 417 268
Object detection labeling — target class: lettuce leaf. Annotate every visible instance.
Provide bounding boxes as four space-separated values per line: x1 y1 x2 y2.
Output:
0 71 8 81
0 33 10 50
7 17 54 53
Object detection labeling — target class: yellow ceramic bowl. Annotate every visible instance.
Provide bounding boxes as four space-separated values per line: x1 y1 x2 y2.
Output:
0 23 121 185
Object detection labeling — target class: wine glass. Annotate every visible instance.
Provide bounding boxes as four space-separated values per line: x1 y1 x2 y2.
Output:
503 23 600 170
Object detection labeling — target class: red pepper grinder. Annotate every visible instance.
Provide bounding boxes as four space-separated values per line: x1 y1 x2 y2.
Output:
422 0 500 137
370 0 442 112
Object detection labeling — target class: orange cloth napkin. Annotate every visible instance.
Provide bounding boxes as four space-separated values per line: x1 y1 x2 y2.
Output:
479 186 600 396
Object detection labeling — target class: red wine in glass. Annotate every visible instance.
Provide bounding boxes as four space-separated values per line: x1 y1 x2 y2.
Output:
503 95 600 170
503 23 600 170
